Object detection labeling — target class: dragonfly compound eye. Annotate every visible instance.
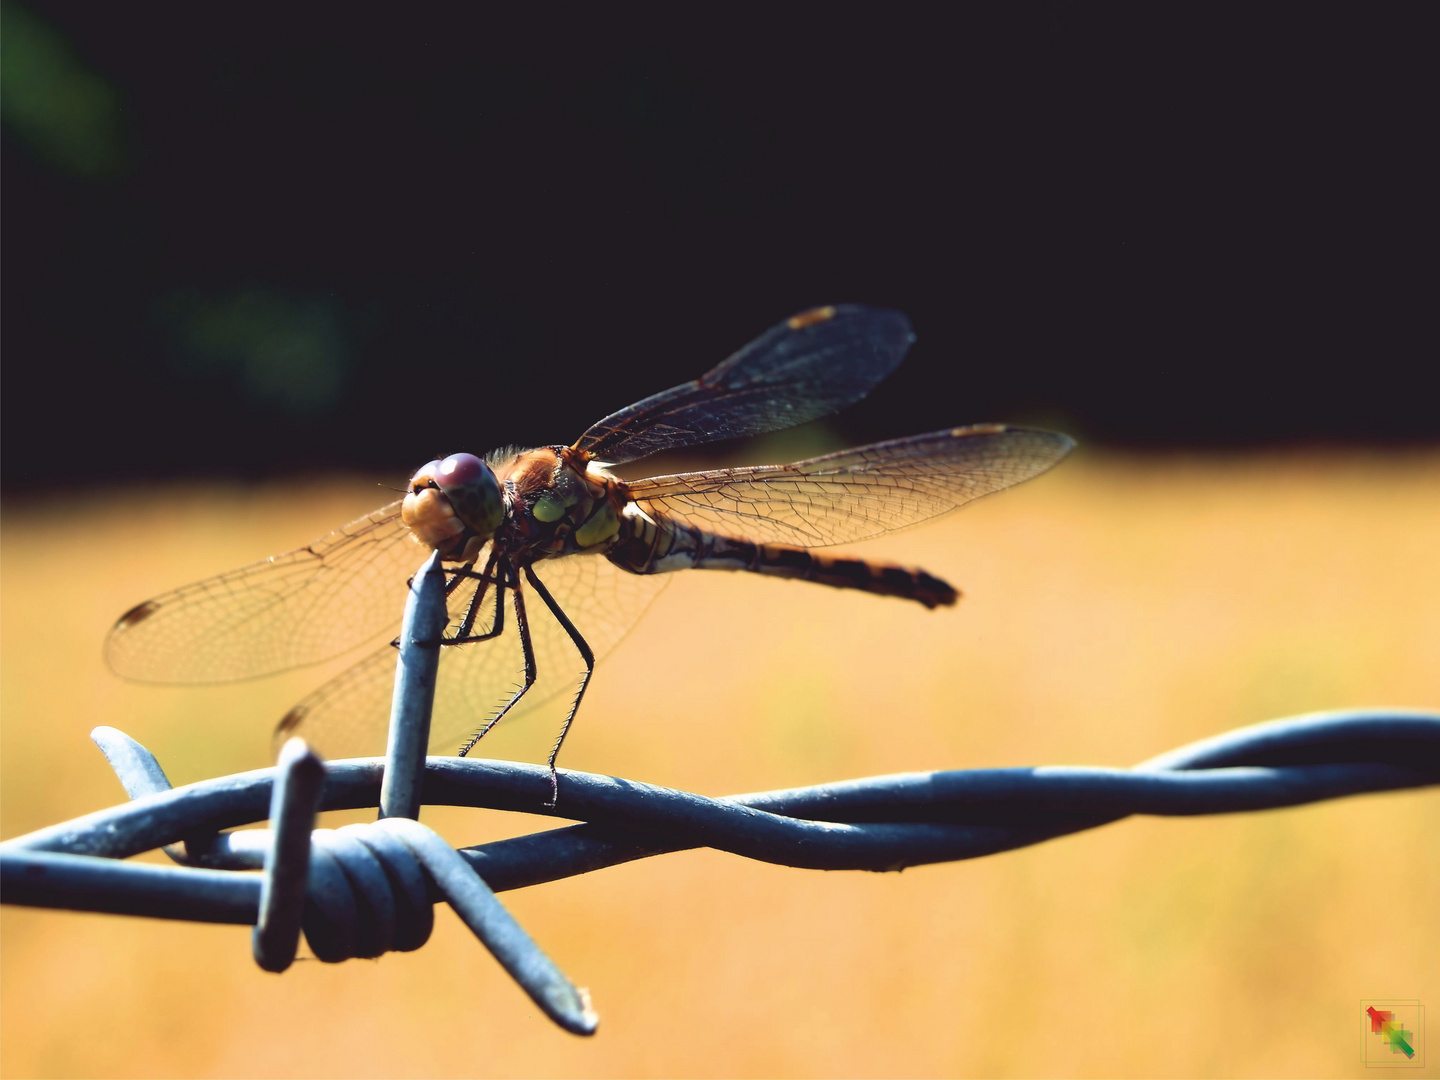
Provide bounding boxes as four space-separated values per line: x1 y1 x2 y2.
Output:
409 459 444 493
401 454 501 550
436 453 504 538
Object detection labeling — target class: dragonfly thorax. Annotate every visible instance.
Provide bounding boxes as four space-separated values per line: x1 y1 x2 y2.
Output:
490 446 626 561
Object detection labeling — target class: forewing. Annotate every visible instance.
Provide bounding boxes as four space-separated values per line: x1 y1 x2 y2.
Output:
105 500 421 683
274 548 672 758
624 426 1075 547
573 305 914 465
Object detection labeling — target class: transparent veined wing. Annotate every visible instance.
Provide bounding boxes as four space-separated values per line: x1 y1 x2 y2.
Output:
572 305 914 466
104 501 421 683
273 545 672 758
624 425 1075 547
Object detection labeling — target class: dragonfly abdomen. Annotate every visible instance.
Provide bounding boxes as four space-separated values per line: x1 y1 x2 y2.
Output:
607 507 958 609
741 543 959 609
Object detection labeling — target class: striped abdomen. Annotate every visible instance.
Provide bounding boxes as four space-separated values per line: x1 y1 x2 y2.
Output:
739 543 958 609
606 506 958 609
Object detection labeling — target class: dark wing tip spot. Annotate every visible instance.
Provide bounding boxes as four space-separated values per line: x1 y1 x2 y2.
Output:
114 600 161 631
276 704 309 736
787 305 837 330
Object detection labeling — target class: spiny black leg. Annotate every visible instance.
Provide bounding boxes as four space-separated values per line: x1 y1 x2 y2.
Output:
443 580 506 646
523 562 595 809
395 556 480 650
442 557 506 595
406 559 472 593
446 555 516 645
456 559 537 757
450 547 502 640
442 559 477 597
443 568 505 597
453 551 496 638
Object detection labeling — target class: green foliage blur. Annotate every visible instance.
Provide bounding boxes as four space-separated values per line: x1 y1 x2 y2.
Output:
1 1 125 176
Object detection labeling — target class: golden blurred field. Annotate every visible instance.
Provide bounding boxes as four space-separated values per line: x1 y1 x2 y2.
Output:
2 451 1438 1079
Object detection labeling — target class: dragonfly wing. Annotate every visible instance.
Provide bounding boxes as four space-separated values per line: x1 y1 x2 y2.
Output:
624 425 1075 547
105 500 422 683
271 642 398 759
274 547 672 758
573 305 914 466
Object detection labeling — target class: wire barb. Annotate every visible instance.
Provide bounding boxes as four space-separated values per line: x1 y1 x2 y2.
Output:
252 739 325 971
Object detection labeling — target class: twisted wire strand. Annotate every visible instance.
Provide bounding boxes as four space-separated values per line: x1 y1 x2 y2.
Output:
3 708 1435 1043
4 710 1436 898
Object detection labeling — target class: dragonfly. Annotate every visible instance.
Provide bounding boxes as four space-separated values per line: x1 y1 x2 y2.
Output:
107 305 1073 799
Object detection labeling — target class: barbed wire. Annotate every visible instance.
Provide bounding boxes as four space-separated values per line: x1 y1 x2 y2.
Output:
3 552 1437 1035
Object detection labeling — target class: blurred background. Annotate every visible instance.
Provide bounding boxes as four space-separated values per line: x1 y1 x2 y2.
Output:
3 1 1435 488
2 3 1436 1077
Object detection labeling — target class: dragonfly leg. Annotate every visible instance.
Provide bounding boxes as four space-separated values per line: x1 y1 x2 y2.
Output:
405 558 473 593
446 548 505 643
456 561 537 757
444 561 506 592
441 559 477 596
391 557 488 650
523 562 596 809
444 581 506 645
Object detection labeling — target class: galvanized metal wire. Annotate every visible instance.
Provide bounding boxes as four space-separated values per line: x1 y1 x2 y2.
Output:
4 551 1438 1034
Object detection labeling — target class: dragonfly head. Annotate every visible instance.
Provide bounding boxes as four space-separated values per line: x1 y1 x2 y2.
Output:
402 453 504 553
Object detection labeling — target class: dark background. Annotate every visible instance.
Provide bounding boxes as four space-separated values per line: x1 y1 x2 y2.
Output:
3 2 1433 491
